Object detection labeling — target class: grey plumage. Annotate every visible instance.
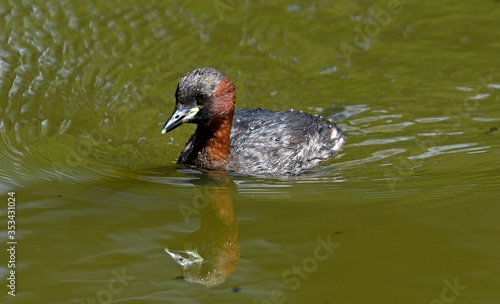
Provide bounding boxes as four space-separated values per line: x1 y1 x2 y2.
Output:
179 108 346 175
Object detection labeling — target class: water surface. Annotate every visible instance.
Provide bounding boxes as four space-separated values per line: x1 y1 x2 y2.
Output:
1 0 499 303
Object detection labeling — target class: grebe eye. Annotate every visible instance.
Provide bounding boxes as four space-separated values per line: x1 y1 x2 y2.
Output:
196 94 208 104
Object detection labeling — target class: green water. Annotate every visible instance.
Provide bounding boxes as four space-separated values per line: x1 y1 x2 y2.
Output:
1 0 499 303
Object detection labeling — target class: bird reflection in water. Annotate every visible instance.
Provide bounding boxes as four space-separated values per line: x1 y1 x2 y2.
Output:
165 171 239 287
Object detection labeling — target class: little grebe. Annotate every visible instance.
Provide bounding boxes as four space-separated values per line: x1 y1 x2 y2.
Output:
162 67 346 175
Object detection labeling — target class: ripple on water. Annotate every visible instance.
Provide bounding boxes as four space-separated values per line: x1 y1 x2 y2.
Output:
414 117 450 123
350 136 415 146
408 143 490 160
362 122 415 134
336 149 406 168
349 114 402 125
326 104 370 122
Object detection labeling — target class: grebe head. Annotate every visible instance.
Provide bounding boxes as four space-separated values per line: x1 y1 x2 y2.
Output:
162 67 235 134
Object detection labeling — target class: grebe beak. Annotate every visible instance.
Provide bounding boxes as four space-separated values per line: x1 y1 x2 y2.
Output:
161 106 200 134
